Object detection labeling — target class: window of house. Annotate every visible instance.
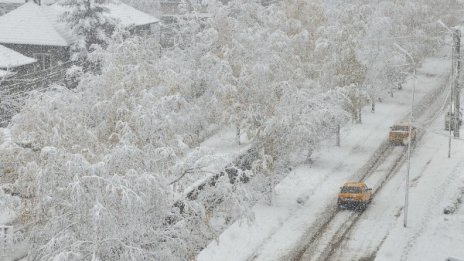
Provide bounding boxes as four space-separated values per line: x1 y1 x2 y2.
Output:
33 53 51 71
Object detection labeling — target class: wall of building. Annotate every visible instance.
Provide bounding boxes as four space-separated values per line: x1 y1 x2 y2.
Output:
2 44 70 69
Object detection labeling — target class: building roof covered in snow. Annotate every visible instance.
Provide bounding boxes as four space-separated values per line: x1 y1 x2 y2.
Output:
0 44 36 68
0 0 25 3
106 2 159 27
0 2 72 46
0 0 56 5
50 1 159 27
0 1 158 47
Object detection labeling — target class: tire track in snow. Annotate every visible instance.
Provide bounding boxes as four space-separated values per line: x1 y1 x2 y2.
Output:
330 70 452 261
300 144 409 261
331 145 438 261
294 139 415 261
247 133 377 261
284 139 395 261
290 61 451 261
322 73 451 261
240 57 450 261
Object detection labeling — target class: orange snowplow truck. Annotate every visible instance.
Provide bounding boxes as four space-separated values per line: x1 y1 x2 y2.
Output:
337 182 372 210
389 123 416 145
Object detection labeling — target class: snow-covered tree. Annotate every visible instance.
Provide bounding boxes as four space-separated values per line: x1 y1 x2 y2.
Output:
2 0 463 259
60 0 117 71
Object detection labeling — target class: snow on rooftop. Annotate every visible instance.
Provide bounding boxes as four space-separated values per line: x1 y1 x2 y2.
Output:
0 1 157 47
104 2 159 27
0 0 23 3
0 44 36 68
0 2 70 46
0 0 56 5
40 0 58 5
50 0 159 28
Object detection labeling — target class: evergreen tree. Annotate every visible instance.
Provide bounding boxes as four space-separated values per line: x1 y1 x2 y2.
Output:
60 0 116 72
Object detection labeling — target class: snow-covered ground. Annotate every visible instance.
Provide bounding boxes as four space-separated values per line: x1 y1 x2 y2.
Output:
176 127 251 199
0 126 250 260
198 53 456 260
0 208 15 225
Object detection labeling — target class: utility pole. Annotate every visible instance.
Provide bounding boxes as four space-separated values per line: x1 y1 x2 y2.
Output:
440 20 461 156
453 29 461 138
448 78 453 158
449 36 454 158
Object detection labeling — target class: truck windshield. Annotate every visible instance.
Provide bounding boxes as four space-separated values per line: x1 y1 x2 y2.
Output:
341 186 362 193
391 125 409 131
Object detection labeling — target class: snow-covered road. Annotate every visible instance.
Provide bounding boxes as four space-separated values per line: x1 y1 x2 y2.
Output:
198 54 453 261
330 109 464 261
298 146 407 261
298 54 455 260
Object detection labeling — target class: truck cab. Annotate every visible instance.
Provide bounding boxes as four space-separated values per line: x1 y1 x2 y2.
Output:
337 182 372 210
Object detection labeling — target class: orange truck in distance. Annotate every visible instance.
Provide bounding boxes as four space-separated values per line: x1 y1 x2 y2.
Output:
389 123 416 145
337 182 372 210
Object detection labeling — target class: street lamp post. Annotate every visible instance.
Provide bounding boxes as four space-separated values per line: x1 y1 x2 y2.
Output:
438 20 455 158
393 43 416 228
438 20 461 153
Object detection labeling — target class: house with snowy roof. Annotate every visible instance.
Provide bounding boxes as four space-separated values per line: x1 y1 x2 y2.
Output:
0 44 36 78
0 0 159 75
0 0 56 15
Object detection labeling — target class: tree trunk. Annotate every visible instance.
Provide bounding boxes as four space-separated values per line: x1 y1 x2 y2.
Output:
357 106 362 124
269 169 274 206
371 99 375 113
336 124 341 147
307 148 314 163
236 125 241 145
352 107 357 123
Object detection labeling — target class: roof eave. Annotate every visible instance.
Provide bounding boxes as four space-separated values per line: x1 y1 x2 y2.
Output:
0 58 37 68
0 40 69 47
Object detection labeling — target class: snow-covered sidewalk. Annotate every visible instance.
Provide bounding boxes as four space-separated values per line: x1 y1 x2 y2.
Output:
198 54 451 260
175 127 251 198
